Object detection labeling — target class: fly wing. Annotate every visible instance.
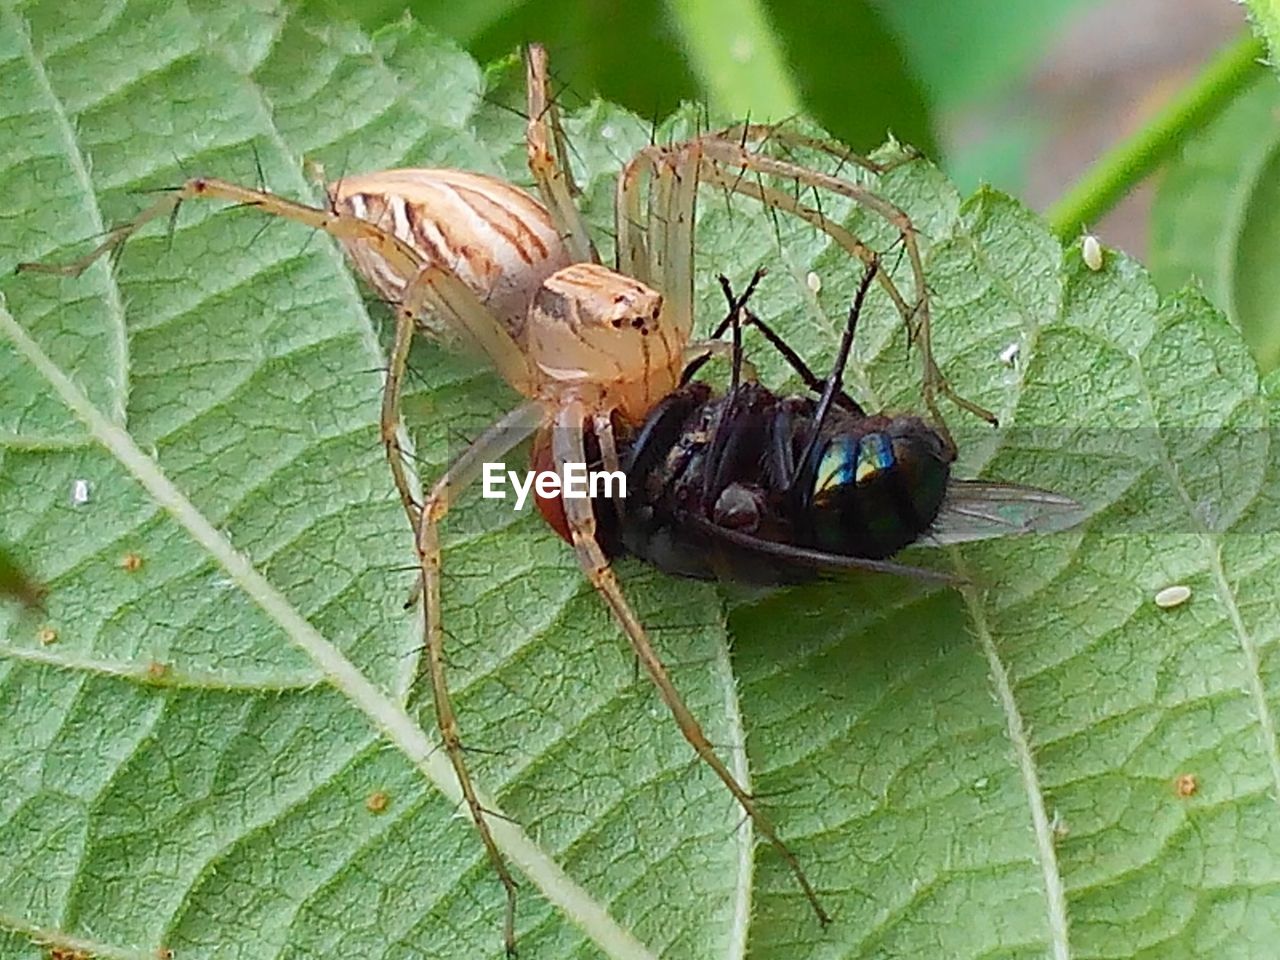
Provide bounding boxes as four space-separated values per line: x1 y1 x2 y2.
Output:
685 515 964 585
924 480 1088 546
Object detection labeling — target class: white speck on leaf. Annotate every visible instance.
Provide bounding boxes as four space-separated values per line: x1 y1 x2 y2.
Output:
1154 584 1192 609
70 478 91 506
999 342 1020 367
1083 233 1103 271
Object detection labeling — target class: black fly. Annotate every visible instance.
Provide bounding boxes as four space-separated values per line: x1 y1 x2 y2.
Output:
605 262 1085 585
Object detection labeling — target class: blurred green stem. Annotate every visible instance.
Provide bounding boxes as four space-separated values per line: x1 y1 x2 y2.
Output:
1047 32 1268 240
665 0 803 120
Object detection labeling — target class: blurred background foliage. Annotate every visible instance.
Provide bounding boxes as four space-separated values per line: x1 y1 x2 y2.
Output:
307 0 1103 181
295 0 1275 371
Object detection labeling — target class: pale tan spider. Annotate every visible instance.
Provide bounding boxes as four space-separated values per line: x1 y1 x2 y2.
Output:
21 44 993 953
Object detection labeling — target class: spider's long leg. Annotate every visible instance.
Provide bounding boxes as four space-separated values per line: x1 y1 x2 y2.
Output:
621 136 915 396
593 413 621 476
525 44 598 264
381 251 542 534
691 137 997 432
591 412 625 526
380 306 423 530
613 142 698 345
551 400 832 927
17 175 468 533
614 149 654 282
399 264 537 396
415 400 544 958
716 123 920 176
654 144 699 343
17 177 424 281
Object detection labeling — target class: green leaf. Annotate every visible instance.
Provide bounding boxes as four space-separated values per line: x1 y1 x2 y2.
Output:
1244 0 1280 67
1150 76 1280 374
3 5 1280 960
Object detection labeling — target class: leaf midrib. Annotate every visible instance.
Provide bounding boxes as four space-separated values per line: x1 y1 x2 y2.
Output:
0 301 661 960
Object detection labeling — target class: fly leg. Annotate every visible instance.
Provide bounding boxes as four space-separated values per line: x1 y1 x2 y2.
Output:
709 271 864 414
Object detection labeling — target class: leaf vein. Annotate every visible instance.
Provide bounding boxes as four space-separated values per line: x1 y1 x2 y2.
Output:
0 640 323 689
959 578 1073 960
0 908 154 960
1127 348 1280 805
8 7 130 428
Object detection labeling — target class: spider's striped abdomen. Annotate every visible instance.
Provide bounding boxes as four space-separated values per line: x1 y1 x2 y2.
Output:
331 169 572 338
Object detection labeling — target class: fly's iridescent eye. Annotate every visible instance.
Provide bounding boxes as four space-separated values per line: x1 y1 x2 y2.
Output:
815 433 897 501
855 433 895 483
814 435 857 498
803 427 950 561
